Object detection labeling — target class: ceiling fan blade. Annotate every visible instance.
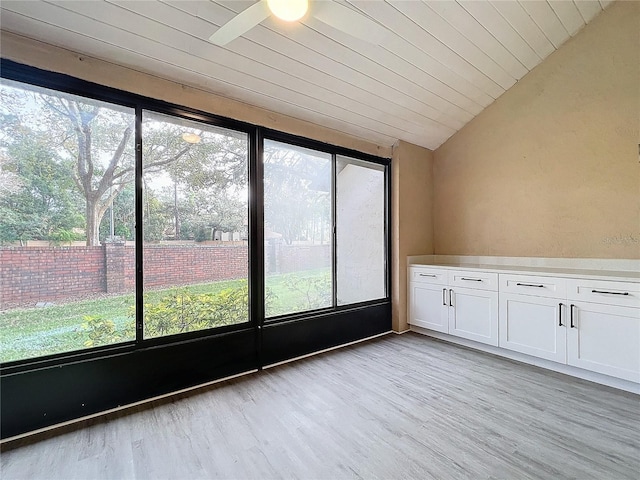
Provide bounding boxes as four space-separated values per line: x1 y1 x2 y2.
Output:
312 1 389 45
209 0 271 46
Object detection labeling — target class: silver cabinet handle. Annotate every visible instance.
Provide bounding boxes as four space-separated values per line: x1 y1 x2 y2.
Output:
419 274 437 278
516 283 544 288
592 289 629 296
449 289 453 307
442 288 447 306
461 277 482 282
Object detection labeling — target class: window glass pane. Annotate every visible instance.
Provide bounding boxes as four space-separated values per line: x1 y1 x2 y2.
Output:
0 79 136 362
142 111 249 338
263 140 332 317
336 156 386 305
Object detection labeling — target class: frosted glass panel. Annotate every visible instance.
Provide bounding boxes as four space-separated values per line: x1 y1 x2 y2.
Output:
336 157 385 305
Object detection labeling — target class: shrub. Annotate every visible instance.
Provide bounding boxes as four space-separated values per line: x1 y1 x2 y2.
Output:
140 284 249 336
79 281 277 344
49 228 83 246
78 315 123 347
133 281 276 338
194 226 212 242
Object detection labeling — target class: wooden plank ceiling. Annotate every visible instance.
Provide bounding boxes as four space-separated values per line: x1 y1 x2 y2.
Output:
0 0 611 150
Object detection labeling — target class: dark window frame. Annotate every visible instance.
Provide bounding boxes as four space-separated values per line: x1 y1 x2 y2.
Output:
261 131 391 324
0 60 259 374
0 58 391 373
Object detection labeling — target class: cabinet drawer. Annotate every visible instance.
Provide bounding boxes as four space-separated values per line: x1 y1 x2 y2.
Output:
566 279 640 308
449 270 498 291
409 266 448 285
499 274 566 299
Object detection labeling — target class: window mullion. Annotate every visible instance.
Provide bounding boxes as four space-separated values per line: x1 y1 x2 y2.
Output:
331 153 337 309
252 127 265 366
135 105 144 344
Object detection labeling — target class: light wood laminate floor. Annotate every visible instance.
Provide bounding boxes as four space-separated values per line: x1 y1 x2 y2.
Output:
1 332 639 480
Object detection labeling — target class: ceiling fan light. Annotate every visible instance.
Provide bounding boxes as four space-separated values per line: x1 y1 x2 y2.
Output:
267 0 308 22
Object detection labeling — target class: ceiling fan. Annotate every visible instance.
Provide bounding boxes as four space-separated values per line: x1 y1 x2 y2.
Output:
209 0 388 46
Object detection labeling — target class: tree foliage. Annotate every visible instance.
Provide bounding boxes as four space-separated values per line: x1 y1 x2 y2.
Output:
263 143 331 245
0 113 84 244
1 80 329 247
0 81 249 245
143 115 248 241
77 281 272 346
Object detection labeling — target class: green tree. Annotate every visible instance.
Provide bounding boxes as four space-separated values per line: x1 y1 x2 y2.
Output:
142 189 168 242
171 188 247 242
142 114 248 241
0 119 84 244
263 145 330 245
1 82 249 246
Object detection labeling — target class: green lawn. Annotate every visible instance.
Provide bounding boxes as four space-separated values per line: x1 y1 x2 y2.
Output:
0 269 330 363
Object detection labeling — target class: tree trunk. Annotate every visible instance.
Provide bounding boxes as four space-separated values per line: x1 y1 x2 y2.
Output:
85 200 98 246
174 181 180 240
85 198 106 246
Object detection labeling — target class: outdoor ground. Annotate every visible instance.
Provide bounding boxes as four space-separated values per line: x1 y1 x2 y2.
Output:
0 269 330 363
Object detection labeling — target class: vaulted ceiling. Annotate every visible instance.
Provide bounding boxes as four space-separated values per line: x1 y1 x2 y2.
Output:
0 0 611 150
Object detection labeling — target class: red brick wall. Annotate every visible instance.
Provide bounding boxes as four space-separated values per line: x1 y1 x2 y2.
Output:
0 246 105 307
123 246 136 290
143 245 248 288
1 244 328 307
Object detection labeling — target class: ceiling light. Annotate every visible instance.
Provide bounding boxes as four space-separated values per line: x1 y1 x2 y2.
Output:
267 0 308 22
182 132 201 144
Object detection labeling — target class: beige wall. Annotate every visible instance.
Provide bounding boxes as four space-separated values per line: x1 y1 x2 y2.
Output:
0 32 391 159
433 1 640 259
392 141 434 332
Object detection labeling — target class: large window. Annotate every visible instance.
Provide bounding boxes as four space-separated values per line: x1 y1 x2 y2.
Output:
1 62 391 441
0 79 136 362
263 140 388 318
0 71 388 365
141 112 249 338
263 140 332 317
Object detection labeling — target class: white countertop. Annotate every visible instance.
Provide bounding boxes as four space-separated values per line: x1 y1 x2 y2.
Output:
407 256 640 283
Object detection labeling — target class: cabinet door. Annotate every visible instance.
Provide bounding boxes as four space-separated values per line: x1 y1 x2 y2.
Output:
567 302 640 382
448 287 498 346
499 293 566 363
409 283 449 333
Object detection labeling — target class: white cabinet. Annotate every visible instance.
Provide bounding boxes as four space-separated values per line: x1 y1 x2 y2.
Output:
408 267 498 346
449 287 498 346
409 267 448 286
567 302 640 383
499 275 567 363
499 293 566 363
499 275 640 382
409 282 448 333
408 267 448 333
409 261 640 388
566 278 640 383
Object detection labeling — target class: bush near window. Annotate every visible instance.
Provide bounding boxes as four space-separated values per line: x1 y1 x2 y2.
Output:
79 281 275 345
139 283 254 338
79 315 124 348
77 271 330 346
